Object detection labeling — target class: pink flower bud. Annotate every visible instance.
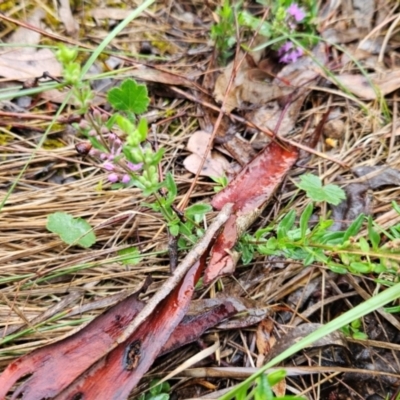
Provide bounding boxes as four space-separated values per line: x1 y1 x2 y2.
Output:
121 174 130 184
108 173 119 183
103 161 115 171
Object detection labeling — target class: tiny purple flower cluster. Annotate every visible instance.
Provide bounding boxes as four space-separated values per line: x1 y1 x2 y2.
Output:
287 3 306 23
278 41 304 64
278 2 306 64
86 130 142 184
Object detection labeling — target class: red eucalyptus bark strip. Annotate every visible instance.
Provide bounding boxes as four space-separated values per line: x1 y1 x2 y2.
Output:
0 279 150 399
204 141 299 283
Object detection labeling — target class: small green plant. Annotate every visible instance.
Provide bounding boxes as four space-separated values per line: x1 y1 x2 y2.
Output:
294 174 345 205
341 318 368 340
211 0 318 65
50 46 212 248
232 369 303 400
138 379 170 400
210 0 239 65
211 174 229 192
239 175 400 278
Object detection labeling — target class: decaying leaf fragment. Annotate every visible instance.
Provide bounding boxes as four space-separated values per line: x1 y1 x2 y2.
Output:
0 281 148 399
0 10 62 81
213 55 286 112
328 70 400 100
183 130 230 178
204 141 298 283
330 165 400 231
264 323 348 364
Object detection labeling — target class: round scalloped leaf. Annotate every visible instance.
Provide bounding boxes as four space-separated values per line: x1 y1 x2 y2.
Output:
47 212 96 248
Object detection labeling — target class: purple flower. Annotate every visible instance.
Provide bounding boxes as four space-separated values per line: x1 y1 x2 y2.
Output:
127 162 143 172
278 41 303 64
287 3 306 22
108 173 119 183
278 41 293 56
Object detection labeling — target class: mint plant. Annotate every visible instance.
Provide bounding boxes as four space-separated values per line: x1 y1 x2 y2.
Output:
210 0 239 65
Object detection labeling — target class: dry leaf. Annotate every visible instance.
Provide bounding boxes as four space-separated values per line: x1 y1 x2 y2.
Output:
352 166 400 189
0 9 61 81
91 8 131 20
250 46 325 146
353 0 375 30
265 323 348 363
183 131 230 178
213 56 284 112
0 49 62 80
330 184 372 231
321 27 366 44
329 70 400 100
6 9 44 48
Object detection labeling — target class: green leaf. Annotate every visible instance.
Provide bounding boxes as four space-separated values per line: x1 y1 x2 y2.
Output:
304 253 315 266
164 173 177 203
254 374 272 400
352 331 368 340
117 247 142 265
350 261 372 274
179 223 192 236
115 114 134 135
267 369 286 386
300 203 313 239
148 394 169 400
107 79 149 114
185 203 212 217
169 223 180 237
343 214 364 241
47 212 96 248
149 148 165 166
359 237 369 253
296 174 346 205
319 231 345 245
351 318 361 329
327 262 348 274
137 117 148 142
392 201 400 215
367 216 380 249
277 210 296 240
